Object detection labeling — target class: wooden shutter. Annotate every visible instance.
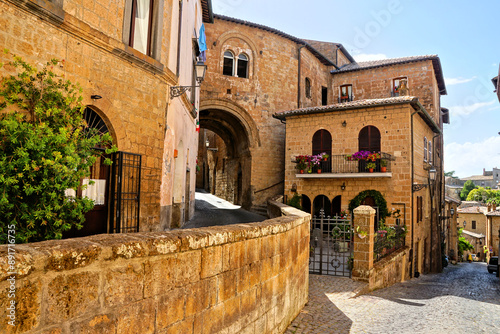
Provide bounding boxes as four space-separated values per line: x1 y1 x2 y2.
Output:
358 126 381 152
312 130 332 156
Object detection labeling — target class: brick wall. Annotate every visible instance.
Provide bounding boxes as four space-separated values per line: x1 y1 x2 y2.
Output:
331 60 441 123
0 210 310 333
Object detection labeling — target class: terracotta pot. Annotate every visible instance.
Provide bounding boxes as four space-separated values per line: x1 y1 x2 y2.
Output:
300 170 304 174
368 168 374 173
323 158 327 161
317 169 322 174
381 166 387 172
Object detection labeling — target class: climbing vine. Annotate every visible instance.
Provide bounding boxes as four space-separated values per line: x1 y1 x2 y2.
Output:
348 189 389 221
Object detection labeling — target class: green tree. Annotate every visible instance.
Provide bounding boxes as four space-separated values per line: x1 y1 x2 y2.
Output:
466 186 497 203
457 228 474 259
0 54 116 243
444 170 459 179
460 180 476 200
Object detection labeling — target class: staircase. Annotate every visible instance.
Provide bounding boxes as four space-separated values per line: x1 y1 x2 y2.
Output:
250 204 268 217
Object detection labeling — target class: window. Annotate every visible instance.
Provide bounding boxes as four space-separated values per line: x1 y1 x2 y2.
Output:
223 51 234 76
417 196 423 222
472 220 476 229
339 84 352 102
321 87 328 106
358 126 381 152
305 78 312 98
392 77 407 97
312 130 332 157
424 137 428 162
428 140 432 164
237 54 248 78
223 51 249 78
129 0 154 56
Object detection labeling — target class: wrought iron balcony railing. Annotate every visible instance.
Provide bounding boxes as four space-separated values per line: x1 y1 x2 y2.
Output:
296 153 393 174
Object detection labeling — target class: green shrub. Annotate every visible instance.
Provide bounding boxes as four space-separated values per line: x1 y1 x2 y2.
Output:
0 54 116 243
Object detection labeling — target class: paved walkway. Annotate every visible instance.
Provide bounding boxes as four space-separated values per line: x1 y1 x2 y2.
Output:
182 189 266 229
286 262 500 333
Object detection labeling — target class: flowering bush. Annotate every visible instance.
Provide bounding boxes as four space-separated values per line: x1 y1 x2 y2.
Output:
295 154 323 170
345 151 381 161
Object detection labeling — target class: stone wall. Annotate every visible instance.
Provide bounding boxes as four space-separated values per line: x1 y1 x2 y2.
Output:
352 205 410 291
0 213 310 333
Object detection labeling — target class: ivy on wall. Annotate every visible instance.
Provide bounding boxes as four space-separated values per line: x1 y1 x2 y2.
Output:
348 189 389 222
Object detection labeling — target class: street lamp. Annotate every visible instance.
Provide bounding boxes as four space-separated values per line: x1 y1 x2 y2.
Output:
170 61 208 98
429 166 437 182
463 220 466 228
450 207 454 216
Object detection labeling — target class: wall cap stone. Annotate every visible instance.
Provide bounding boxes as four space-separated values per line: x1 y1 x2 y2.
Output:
353 205 376 215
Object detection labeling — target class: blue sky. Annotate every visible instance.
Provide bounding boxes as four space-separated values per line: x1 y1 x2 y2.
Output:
212 0 500 178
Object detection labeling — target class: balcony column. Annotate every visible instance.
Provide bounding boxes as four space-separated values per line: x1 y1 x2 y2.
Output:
352 205 376 282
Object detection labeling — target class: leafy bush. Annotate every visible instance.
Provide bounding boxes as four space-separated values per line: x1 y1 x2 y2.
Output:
0 54 115 243
287 193 302 210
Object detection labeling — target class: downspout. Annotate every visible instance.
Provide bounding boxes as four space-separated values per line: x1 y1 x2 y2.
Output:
410 110 419 278
176 0 184 77
297 44 305 109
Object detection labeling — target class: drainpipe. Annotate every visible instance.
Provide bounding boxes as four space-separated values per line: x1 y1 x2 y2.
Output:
297 44 305 109
176 0 184 77
410 110 419 278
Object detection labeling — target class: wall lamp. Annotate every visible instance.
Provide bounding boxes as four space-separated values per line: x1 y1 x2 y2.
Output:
450 207 454 216
91 95 102 100
170 62 207 99
340 182 346 191
291 183 297 193
342 120 347 127
412 166 437 192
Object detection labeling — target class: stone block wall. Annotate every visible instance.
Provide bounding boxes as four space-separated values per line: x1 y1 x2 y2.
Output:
0 213 310 333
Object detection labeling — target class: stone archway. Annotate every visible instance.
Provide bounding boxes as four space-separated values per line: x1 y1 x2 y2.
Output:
198 100 259 210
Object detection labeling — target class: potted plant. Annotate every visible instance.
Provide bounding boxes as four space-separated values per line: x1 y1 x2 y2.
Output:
295 155 308 173
366 162 376 172
310 154 321 173
321 152 330 161
380 159 387 172
356 226 368 239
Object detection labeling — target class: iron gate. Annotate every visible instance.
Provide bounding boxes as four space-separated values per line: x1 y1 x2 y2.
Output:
309 209 353 277
109 151 142 233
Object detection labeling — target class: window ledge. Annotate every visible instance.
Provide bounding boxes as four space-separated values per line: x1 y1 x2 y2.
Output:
112 46 164 75
296 172 393 179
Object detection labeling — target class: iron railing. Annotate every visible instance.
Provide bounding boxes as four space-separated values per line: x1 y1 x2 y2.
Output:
374 225 406 261
299 152 393 174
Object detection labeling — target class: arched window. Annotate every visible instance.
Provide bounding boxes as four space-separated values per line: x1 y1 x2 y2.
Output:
332 195 341 217
424 137 428 162
305 78 312 98
237 53 248 78
302 195 311 214
223 51 234 76
313 195 331 218
312 129 332 157
358 126 381 152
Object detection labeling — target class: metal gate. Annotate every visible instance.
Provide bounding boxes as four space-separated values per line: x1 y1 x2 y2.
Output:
309 209 353 277
109 151 142 233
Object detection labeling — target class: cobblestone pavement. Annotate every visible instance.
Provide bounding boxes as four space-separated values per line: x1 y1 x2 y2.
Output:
182 189 266 229
286 262 500 334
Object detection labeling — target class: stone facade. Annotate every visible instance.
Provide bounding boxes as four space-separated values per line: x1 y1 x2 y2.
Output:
200 15 348 211
0 206 310 333
0 0 211 232
275 95 443 275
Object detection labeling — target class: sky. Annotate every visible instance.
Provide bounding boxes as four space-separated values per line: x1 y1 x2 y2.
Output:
211 0 500 179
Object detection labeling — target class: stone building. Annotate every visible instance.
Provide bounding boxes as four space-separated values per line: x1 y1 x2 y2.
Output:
444 192 461 262
199 14 345 211
274 54 448 276
0 0 213 232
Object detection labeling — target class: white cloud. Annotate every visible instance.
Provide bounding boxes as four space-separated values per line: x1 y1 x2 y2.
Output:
448 100 496 117
445 76 476 86
444 136 500 178
353 53 388 62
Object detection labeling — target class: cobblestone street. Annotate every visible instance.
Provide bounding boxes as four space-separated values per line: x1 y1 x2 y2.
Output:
286 262 500 333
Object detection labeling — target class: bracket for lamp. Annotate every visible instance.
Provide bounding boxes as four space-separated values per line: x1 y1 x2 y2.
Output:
170 85 200 99
412 184 428 192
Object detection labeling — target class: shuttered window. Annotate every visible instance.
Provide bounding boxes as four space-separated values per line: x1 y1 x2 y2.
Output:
417 196 423 222
312 129 332 156
358 126 381 152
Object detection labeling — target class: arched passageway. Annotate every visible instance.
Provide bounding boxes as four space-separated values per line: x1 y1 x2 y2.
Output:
197 106 253 209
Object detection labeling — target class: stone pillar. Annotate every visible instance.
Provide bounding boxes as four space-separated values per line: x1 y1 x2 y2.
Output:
352 205 376 282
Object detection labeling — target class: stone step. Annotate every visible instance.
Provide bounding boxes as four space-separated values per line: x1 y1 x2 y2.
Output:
250 205 268 217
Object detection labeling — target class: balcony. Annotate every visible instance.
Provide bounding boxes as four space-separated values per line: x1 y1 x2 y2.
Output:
338 95 353 103
295 153 393 179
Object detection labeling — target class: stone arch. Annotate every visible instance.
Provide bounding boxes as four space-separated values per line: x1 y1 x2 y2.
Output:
198 99 260 210
85 105 118 145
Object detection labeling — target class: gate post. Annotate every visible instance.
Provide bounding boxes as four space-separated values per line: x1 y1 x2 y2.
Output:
352 205 376 282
